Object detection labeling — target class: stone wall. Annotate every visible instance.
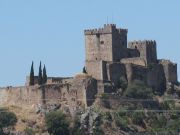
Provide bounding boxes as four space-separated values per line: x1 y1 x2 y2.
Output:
106 62 126 85
159 60 178 84
121 58 146 66
0 75 98 115
85 32 113 61
147 64 166 92
46 77 73 84
131 65 148 84
25 76 73 86
69 74 98 107
112 26 127 61
86 60 107 80
0 86 42 106
126 48 140 58
123 64 166 92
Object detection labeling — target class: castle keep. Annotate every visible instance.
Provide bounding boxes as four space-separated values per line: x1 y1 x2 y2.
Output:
85 24 178 93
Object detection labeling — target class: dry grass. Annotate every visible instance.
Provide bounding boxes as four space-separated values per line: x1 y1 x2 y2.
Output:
2 104 44 133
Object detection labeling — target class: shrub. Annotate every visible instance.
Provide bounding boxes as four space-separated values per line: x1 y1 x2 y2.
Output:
83 66 87 74
150 113 167 129
116 108 128 117
104 112 112 122
124 80 153 99
94 114 103 127
114 116 128 131
71 115 84 135
160 96 175 110
93 127 104 135
166 118 180 133
131 111 145 126
0 108 17 134
116 76 128 91
114 110 129 131
100 93 111 109
24 127 35 135
45 111 69 135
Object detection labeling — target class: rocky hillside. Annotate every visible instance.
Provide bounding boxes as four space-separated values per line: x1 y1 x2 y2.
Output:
1 80 180 135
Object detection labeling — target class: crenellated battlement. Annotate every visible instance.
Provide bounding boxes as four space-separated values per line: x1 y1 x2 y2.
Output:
128 40 156 46
84 24 128 35
128 40 157 65
159 59 177 66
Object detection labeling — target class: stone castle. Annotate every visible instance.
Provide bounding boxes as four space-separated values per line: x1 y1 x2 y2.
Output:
0 24 178 114
85 24 178 93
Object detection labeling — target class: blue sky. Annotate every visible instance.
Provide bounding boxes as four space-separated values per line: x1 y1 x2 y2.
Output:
0 0 179 86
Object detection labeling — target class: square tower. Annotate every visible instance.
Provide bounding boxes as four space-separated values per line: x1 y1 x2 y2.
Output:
84 24 128 62
84 24 128 80
128 40 157 65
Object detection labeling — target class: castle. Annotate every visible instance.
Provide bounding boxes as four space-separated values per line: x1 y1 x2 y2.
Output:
0 24 178 113
85 24 178 93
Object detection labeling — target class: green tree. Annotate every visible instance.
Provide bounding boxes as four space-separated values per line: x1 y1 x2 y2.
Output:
38 61 43 85
29 61 34 86
42 65 47 84
45 111 69 135
0 108 17 134
124 80 153 99
83 66 87 74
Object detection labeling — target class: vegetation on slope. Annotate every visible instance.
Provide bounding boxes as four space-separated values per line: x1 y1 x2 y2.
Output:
1 78 180 135
0 108 17 134
98 79 180 134
45 111 69 135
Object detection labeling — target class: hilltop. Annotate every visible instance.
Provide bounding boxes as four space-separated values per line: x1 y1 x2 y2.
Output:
0 24 180 135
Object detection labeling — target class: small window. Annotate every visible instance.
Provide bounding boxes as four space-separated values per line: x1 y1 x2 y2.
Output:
100 41 104 44
135 46 137 49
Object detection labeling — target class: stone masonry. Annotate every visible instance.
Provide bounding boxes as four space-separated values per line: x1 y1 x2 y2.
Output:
85 24 178 92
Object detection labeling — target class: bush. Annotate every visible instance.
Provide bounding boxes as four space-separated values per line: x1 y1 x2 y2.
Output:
151 114 167 129
94 114 103 127
114 110 129 131
114 116 129 131
160 96 175 110
100 93 111 109
0 108 17 134
131 111 145 126
24 127 35 135
70 115 84 135
93 127 104 135
116 108 128 117
104 112 112 122
116 76 128 91
124 80 153 99
166 118 180 132
45 111 69 135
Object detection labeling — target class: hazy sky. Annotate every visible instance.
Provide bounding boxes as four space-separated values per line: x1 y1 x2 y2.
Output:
0 0 179 86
